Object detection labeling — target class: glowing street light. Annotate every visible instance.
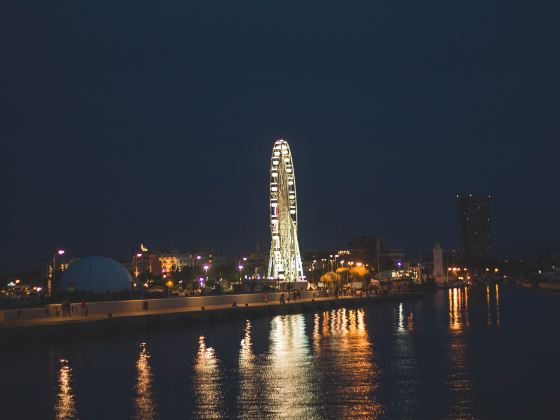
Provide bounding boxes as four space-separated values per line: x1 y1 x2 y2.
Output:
134 253 144 287
191 255 202 293
203 265 209 282
50 248 65 296
238 264 244 285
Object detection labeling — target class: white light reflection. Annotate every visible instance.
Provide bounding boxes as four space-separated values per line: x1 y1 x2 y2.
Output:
134 342 156 420
391 301 419 416
55 358 77 420
266 314 317 418
237 320 270 417
397 302 405 332
193 335 224 419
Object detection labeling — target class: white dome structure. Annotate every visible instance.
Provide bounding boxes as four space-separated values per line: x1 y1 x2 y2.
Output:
58 256 132 294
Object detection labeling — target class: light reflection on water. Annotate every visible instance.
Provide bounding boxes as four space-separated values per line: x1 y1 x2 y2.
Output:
134 342 156 420
192 312 380 419
312 308 382 418
35 287 548 419
193 336 224 419
445 287 474 418
486 284 502 327
266 314 317 418
55 358 77 420
449 287 470 330
391 301 419 417
495 284 501 326
237 319 270 418
397 302 405 332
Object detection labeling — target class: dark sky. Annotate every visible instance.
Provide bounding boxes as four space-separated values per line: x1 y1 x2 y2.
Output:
2 1 560 270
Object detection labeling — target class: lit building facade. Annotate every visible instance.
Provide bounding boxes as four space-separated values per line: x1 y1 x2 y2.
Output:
132 248 223 279
158 254 189 274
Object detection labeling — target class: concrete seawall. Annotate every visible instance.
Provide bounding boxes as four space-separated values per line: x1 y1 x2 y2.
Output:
538 281 560 292
0 291 315 322
0 293 420 344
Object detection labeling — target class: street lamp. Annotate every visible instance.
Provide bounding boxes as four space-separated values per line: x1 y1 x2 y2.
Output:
203 264 209 283
238 265 244 287
134 253 143 288
50 249 65 296
237 257 247 288
311 259 317 283
192 255 201 293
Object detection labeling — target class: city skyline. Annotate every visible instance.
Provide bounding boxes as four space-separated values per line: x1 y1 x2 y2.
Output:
2 3 560 419
3 1 560 270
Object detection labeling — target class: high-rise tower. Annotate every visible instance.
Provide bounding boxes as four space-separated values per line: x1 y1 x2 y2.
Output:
457 194 492 258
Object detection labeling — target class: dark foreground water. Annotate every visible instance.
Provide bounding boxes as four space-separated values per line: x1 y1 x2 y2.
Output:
2 286 560 419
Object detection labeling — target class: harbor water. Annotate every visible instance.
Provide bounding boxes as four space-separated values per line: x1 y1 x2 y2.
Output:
1 286 559 419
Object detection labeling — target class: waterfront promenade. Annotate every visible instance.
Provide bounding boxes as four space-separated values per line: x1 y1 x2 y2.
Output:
0 291 418 341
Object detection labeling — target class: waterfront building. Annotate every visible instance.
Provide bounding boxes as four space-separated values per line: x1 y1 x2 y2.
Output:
347 235 405 266
131 248 227 281
132 251 164 278
457 194 492 258
158 254 189 274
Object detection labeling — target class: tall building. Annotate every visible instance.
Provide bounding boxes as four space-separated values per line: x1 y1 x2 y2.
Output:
433 242 445 282
457 194 492 258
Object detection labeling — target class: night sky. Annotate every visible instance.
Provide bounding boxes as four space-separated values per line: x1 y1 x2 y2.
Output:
2 1 560 270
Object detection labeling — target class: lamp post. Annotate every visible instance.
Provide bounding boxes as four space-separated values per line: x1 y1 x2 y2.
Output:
311 259 317 283
192 255 201 293
134 253 143 289
237 257 247 289
203 264 209 284
238 265 244 288
50 249 65 297
341 260 350 285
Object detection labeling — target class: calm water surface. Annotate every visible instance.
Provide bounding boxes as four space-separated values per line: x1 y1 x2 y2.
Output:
2 286 560 419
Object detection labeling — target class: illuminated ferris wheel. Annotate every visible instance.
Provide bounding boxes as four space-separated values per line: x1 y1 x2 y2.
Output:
267 139 304 282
